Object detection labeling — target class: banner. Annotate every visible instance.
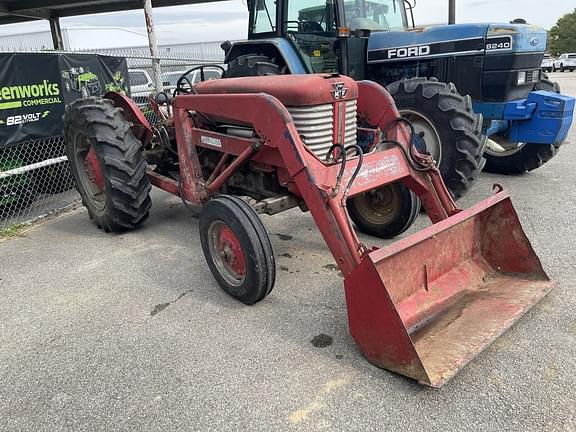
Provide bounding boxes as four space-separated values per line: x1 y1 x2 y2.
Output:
0 53 129 148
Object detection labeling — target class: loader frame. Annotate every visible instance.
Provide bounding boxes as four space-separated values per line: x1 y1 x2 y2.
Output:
144 80 458 276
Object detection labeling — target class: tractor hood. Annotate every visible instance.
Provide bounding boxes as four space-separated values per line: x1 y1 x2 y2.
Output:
367 23 547 63
194 74 358 106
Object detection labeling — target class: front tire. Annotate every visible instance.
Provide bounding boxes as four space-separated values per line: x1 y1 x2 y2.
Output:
484 76 562 174
199 195 276 305
64 97 152 232
347 183 420 239
484 141 558 174
535 74 561 93
387 78 486 200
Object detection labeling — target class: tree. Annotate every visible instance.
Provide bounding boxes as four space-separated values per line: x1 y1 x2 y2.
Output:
549 9 576 55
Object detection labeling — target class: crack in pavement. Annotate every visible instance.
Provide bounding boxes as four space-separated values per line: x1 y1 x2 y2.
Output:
150 290 193 317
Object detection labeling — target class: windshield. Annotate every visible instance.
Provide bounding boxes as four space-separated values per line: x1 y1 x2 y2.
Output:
343 0 407 31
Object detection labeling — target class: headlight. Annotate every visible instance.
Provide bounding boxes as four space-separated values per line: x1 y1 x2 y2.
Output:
517 71 527 85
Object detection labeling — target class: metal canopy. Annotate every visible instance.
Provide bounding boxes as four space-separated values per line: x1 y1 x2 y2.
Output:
0 0 223 25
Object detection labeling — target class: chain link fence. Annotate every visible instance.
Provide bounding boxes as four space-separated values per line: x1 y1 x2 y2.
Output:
0 45 225 232
0 136 76 231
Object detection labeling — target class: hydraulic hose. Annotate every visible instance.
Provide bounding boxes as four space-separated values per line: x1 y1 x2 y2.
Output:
381 117 432 170
342 144 364 204
325 143 347 197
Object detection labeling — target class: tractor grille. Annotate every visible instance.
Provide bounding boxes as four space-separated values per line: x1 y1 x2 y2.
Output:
525 69 540 84
288 100 357 160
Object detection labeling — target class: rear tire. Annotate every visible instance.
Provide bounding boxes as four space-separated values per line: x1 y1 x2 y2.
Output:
224 54 282 77
387 78 486 200
80 86 90 98
347 183 420 239
64 97 152 232
199 195 276 305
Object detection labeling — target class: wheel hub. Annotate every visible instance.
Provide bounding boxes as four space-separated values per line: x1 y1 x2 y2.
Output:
209 222 246 286
399 109 443 164
353 185 401 226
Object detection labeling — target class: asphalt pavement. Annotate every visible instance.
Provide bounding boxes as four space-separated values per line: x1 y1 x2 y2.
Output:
1 73 575 431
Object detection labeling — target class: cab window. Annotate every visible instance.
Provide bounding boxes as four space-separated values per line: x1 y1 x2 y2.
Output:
284 0 336 33
343 0 407 31
253 0 277 33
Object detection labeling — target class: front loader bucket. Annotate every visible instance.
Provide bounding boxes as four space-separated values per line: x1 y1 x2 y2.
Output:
344 192 553 387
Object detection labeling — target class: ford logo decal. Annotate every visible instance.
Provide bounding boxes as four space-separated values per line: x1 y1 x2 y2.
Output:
530 37 539 46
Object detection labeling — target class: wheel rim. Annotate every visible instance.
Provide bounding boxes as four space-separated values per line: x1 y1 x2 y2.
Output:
399 109 443 164
74 132 106 211
208 221 246 287
485 137 526 157
352 185 401 226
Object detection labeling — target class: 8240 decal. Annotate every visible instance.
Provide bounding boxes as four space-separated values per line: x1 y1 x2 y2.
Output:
485 36 513 51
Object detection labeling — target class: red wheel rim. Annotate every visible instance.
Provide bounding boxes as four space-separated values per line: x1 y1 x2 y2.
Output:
84 147 104 192
74 132 106 211
208 221 247 286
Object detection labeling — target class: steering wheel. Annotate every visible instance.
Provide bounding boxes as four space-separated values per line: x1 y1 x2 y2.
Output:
298 21 324 32
175 64 227 96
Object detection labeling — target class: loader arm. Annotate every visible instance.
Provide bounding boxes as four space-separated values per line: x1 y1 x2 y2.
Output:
172 83 460 277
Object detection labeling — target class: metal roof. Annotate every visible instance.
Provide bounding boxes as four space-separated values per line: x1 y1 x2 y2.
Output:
0 0 224 25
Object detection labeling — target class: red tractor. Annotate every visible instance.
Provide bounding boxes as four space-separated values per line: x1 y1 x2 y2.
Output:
64 70 552 387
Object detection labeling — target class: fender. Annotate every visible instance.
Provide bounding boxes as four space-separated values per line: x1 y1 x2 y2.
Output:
104 91 153 147
225 39 308 74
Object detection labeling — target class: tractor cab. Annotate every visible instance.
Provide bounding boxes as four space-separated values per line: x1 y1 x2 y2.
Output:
246 0 409 78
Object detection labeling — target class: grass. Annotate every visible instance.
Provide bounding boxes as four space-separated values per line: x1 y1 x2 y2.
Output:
0 223 27 239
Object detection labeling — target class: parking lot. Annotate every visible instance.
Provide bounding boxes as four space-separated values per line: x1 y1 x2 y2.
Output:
1 72 575 431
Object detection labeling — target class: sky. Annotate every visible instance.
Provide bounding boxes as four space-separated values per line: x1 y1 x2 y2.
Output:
0 0 573 46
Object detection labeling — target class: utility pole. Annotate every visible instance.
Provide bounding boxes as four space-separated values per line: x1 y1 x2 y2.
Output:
448 0 456 24
49 16 64 50
143 0 163 93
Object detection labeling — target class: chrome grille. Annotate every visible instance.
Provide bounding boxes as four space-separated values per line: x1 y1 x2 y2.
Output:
287 100 357 160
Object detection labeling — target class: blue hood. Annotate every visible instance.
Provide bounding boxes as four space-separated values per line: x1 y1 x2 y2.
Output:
367 23 547 63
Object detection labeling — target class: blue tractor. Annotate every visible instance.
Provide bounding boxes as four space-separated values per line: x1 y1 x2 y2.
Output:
222 0 574 198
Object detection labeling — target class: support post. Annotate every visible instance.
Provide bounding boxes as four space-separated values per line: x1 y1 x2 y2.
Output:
143 0 163 94
49 16 64 50
448 0 456 24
